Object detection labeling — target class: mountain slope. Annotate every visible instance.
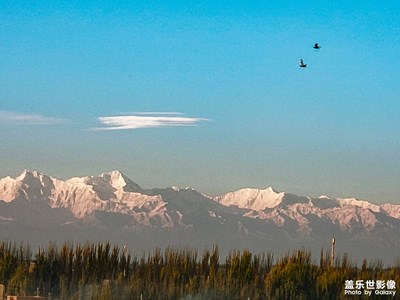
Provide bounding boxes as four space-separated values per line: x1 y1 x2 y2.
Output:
0 170 399 264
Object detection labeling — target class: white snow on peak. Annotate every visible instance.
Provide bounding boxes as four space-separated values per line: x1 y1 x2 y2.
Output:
380 203 400 219
99 170 128 190
338 198 381 213
1 170 399 233
170 186 197 192
0 170 154 219
0 170 63 203
16 169 46 183
17 169 34 179
215 187 284 211
0 175 22 202
66 171 141 198
65 176 91 186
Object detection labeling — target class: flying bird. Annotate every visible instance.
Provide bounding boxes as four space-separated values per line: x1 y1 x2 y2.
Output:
299 59 307 68
313 43 321 49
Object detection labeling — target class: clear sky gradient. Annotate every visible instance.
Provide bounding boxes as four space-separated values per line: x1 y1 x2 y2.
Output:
1 1 399 203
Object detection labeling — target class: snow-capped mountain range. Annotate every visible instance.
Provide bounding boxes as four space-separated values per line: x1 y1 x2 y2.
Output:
1 170 399 264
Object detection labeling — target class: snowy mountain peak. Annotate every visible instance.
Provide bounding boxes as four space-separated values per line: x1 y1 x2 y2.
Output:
99 170 129 189
17 169 43 180
1 171 400 265
65 171 142 194
338 197 381 213
0 170 56 203
0 175 22 202
100 170 142 192
15 170 57 189
1 170 399 231
214 187 284 211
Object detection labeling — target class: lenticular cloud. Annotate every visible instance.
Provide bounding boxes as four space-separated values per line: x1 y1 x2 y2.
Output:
93 113 209 130
0 110 67 125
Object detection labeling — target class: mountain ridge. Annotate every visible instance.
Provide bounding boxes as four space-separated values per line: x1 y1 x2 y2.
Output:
1 170 399 264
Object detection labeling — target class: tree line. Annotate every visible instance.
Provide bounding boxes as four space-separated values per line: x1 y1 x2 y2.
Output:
0 240 399 299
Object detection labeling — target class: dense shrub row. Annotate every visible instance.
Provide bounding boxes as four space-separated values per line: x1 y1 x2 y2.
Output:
0 241 399 299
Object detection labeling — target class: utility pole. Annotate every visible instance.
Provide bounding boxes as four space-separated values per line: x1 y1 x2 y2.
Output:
331 226 335 267
123 245 127 278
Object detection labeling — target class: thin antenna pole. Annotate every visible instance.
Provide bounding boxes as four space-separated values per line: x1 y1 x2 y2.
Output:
331 225 335 267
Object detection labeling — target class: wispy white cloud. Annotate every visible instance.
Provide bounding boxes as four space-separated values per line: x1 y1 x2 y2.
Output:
122 112 183 115
92 113 209 131
0 111 68 125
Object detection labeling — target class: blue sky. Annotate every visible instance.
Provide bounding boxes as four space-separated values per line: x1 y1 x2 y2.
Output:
1 1 399 203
